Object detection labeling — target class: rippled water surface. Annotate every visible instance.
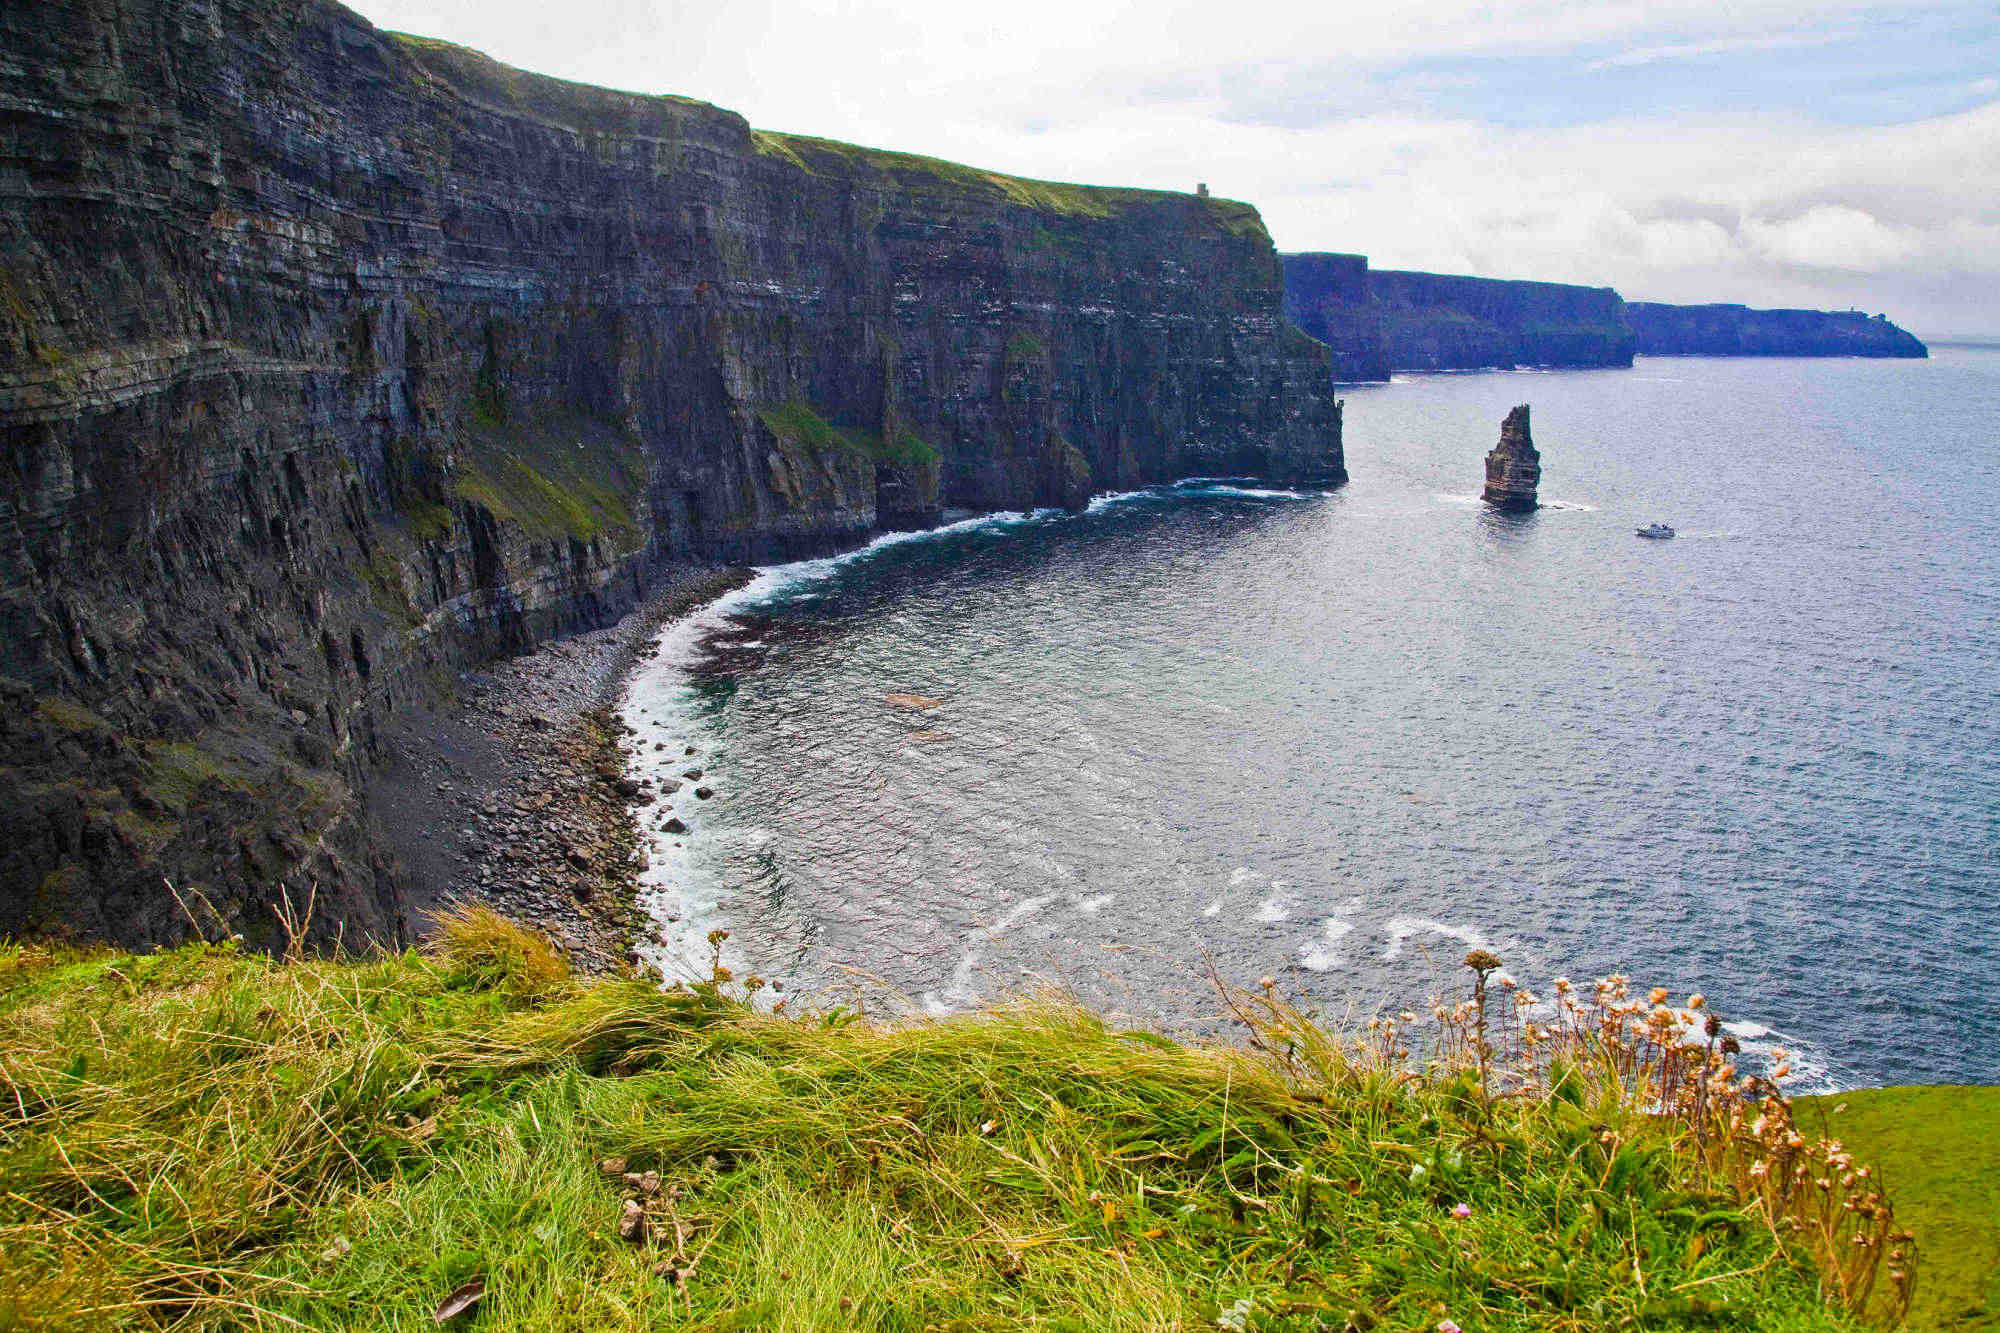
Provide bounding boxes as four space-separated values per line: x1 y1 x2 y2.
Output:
624 349 2000 1089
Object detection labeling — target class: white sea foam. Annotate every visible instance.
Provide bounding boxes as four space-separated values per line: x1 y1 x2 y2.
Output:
1255 898 1289 922
1434 492 1596 512
988 892 1058 937
1299 944 1343 972
1380 916 1518 962
919 892 1067 1015
924 948 985 1015
1076 893 1114 914
1084 481 1326 515
1299 915 1357 972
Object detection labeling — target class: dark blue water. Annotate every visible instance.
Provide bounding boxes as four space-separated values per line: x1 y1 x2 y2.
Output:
624 349 2000 1090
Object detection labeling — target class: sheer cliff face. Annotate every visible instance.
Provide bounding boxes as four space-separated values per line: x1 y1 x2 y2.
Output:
1369 272 1635 372
0 0 1342 946
1626 304 1928 358
1281 253 1389 382
1281 255 1634 377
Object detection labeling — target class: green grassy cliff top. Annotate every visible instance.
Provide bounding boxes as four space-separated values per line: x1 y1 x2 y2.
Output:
754 130 1264 229
0 915 1930 1330
1796 1087 2000 1330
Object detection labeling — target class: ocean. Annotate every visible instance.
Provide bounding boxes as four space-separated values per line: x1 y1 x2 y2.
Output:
622 348 2000 1090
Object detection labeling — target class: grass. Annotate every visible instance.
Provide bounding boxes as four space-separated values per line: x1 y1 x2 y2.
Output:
454 407 647 544
0 912 1937 1330
141 742 252 815
756 400 939 470
36 697 112 735
1795 1088 2000 1330
753 134 1169 220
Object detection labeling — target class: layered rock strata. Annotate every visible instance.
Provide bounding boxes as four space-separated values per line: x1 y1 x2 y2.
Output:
1626 303 1928 357
1482 405 1541 512
0 0 1343 947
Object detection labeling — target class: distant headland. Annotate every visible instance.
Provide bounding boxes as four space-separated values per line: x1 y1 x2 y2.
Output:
1283 251 1928 380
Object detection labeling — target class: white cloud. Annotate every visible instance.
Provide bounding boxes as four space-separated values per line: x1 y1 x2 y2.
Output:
1585 29 1850 70
1741 207 1918 271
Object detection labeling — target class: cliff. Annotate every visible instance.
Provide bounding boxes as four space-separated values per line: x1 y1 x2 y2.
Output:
1280 253 1389 381
1372 270 1635 372
1626 303 1928 357
1282 254 1634 377
0 0 1343 948
1481 404 1541 511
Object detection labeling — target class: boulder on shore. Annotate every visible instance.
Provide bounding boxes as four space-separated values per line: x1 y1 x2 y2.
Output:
1482 405 1542 512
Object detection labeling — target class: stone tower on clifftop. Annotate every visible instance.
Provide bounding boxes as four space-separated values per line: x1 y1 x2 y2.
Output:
1482 404 1541 511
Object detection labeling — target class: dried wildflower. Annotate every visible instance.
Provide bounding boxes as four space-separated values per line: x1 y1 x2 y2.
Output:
1688 993 1705 1010
1463 948 1502 974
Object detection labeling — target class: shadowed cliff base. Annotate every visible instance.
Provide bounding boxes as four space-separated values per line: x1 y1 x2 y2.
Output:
0 0 1342 948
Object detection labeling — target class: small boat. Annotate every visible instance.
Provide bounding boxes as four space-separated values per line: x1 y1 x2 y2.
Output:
1636 523 1675 540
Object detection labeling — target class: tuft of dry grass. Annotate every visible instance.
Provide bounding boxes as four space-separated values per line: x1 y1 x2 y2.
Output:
433 903 575 1005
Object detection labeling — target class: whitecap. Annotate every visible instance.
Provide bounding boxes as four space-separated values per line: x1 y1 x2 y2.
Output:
986 892 1059 938
1299 943 1344 971
1380 916 1515 962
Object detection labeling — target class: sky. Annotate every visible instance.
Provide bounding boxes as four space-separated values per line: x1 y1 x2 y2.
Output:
345 0 2000 337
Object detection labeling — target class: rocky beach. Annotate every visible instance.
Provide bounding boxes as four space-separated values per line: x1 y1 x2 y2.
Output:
367 567 750 971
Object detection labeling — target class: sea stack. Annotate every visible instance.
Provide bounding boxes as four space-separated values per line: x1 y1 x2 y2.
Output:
1482 405 1542 511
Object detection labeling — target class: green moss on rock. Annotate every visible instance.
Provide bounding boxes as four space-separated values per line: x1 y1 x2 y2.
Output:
37 698 112 735
142 741 252 815
757 132 1217 221
756 399 940 468
454 408 646 544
